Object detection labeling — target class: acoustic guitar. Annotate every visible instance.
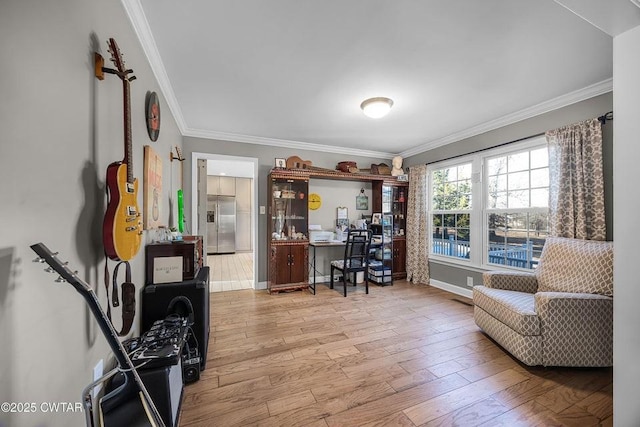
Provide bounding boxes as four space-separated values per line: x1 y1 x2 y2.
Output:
100 38 142 261
30 243 165 427
285 156 334 173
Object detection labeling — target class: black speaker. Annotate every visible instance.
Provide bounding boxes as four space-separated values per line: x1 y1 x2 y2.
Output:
142 266 210 370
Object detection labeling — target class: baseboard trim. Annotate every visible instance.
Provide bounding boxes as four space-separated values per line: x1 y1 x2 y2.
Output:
429 279 473 299
256 281 267 290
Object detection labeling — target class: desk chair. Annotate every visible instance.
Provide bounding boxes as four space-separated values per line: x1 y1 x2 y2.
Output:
330 229 373 297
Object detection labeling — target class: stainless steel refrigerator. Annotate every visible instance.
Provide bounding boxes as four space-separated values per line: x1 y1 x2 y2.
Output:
206 195 236 254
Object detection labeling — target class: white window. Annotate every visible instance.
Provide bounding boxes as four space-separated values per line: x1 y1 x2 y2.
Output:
430 162 473 261
428 136 548 270
485 145 549 269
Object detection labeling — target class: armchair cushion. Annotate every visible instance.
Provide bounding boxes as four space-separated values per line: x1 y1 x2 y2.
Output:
536 237 613 296
473 286 540 335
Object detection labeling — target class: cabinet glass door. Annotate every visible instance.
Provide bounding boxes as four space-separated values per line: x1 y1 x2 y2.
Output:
271 178 308 241
392 186 407 237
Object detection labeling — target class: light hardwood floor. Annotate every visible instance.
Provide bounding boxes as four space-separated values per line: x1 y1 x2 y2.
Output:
207 253 254 292
179 280 613 426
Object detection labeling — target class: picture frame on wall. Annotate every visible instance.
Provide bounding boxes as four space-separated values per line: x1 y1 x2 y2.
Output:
356 188 368 210
143 145 162 229
275 158 286 168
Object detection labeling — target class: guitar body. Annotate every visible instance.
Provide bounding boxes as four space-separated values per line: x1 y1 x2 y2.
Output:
101 37 142 262
103 161 142 261
286 155 312 169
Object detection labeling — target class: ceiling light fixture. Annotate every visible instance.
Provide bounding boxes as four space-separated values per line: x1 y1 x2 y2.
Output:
360 97 394 119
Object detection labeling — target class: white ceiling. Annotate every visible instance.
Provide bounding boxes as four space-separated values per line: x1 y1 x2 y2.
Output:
125 0 640 158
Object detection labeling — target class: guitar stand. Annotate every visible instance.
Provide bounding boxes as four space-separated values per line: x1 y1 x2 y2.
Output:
81 361 155 427
94 52 136 82
81 367 120 427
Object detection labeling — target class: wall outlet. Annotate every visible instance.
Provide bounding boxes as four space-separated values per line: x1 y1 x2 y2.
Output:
259 205 265 214
93 359 104 398
466 276 474 287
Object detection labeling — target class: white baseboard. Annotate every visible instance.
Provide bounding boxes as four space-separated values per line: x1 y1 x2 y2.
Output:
256 281 267 290
429 279 473 299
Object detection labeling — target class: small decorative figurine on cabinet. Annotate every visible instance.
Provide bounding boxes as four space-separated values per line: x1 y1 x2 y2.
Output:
391 156 404 176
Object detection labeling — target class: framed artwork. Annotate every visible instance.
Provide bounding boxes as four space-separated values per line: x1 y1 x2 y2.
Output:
356 188 368 210
372 213 382 225
337 206 348 220
275 158 286 168
143 145 162 229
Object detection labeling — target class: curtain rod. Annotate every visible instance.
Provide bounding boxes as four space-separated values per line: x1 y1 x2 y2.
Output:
425 132 544 165
598 111 613 125
425 111 613 166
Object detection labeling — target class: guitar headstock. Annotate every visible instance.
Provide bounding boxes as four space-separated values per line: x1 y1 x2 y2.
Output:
171 146 185 162
106 38 135 82
31 243 89 292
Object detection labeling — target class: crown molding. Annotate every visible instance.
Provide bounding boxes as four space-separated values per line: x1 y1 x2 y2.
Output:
400 78 613 158
182 128 397 159
121 0 188 133
121 0 612 161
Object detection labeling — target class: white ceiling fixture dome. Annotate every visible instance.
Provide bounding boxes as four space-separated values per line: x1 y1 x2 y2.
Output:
360 97 394 119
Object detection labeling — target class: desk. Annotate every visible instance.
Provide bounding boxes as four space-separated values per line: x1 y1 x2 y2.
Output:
309 242 345 295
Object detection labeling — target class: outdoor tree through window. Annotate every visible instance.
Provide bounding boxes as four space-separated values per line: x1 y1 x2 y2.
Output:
431 163 472 259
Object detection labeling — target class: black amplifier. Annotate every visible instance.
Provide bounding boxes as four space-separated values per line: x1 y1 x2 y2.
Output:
141 266 210 370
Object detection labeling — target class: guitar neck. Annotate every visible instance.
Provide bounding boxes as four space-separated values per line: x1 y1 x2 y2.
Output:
30 243 165 427
123 80 133 184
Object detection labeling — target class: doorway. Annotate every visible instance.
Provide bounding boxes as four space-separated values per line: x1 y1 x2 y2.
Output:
191 153 258 292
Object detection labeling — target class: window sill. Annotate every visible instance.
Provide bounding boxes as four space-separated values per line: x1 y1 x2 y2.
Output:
428 256 535 274
428 256 488 273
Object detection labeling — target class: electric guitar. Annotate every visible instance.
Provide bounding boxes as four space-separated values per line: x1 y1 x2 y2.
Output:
30 243 165 427
101 38 142 261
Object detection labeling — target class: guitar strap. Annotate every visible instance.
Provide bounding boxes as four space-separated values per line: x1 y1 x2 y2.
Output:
104 259 136 336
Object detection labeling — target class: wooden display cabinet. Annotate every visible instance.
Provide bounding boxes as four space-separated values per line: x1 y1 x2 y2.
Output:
373 180 408 279
392 237 406 280
270 242 308 291
267 171 309 293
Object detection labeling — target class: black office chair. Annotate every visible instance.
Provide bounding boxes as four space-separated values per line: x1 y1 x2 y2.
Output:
330 229 373 297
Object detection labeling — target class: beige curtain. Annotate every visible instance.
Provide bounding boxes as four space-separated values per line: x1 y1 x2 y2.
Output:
546 118 606 240
406 164 430 284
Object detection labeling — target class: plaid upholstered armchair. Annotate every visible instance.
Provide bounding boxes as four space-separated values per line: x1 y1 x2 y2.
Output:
473 237 613 367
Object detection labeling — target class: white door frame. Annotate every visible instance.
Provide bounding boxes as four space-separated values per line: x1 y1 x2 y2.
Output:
191 152 259 289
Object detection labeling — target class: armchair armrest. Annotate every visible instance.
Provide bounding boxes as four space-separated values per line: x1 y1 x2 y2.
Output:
535 292 613 367
482 271 538 293
535 291 612 317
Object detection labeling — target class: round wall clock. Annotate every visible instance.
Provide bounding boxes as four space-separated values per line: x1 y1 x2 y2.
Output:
308 193 322 210
145 91 161 141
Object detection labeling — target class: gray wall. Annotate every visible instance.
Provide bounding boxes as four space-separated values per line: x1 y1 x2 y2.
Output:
613 24 640 427
0 1 182 426
404 93 614 293
183 136 392 284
